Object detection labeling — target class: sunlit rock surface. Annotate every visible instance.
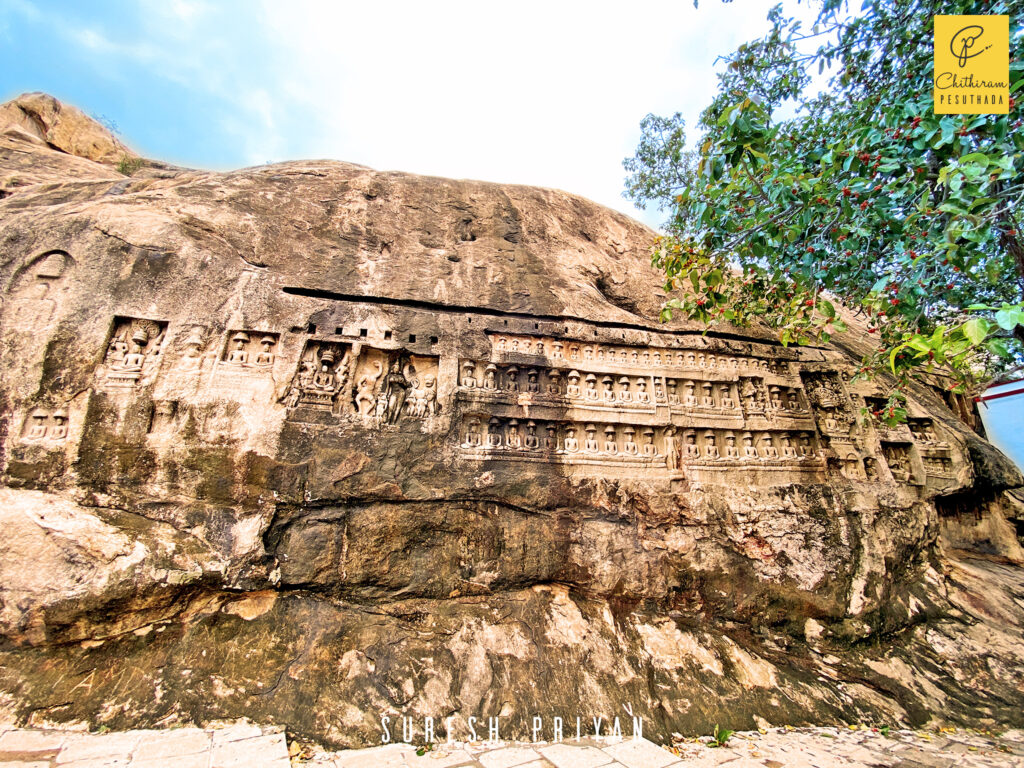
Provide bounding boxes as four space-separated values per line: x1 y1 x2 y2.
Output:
0 93 1022 747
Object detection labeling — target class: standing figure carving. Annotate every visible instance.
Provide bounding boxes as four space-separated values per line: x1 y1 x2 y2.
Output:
355 361 384 415
384 359 411 424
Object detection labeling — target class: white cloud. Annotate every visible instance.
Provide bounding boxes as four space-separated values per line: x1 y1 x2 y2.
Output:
251 0 785 226
10 0 816 228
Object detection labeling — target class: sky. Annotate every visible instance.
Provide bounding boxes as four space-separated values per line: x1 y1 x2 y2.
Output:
0 0 815 229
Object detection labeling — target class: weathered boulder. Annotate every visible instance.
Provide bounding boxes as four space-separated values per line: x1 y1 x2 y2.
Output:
0 94 1022 747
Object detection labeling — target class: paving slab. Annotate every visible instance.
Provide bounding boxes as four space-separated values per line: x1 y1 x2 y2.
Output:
600 739 679 768
403 747 477 767
0 729 67 752
477 745 543 768
539 742 615 768
131 727 212 761
130 753 210 768
210 732 288 768
57 731 143 763
332 742 413 768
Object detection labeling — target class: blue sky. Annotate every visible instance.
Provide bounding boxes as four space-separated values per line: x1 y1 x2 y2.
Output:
0 0 809 229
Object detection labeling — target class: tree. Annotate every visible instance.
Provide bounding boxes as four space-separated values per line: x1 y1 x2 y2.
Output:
625 0 1023 424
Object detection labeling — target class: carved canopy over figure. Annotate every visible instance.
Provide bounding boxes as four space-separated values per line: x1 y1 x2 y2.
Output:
227 332 249 365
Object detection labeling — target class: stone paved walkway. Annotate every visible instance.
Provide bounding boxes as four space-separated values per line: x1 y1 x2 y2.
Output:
307 727 1024 768
0 724 1021 767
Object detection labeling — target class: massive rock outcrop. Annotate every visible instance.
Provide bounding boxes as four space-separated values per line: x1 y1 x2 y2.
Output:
0 93 1022 747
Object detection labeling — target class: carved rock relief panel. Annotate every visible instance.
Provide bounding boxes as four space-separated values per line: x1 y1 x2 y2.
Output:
459 413 824 471
457 361 809 419
220 330 279 370
347 348 440 425
490 334 792 377
73 312 965 487
3 250 74 333
19 407 69 443
99 316 169 388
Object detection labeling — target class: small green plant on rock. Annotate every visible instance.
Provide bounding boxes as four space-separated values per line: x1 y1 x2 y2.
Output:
415 742 434 756
710 725 733 747
116 155 144 176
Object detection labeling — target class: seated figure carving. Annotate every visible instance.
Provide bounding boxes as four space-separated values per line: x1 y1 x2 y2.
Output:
564 426 580 453
603 426 618 455
617 377 632 402
50 409 68 440
483 364 498 390
226 332 249 365
601 377 615 403
566 370 582 398
254 336 276 366
667 379 680 404
635 379 651 404
701 382 715 407
642 428 658 457
487 418 503 448
524 421 539 450
719 384 734 409
548 370 562 395
463 418 481 448
683 431 700 458
622 426 639 455
683 380 697 407
704 431 720 459
25 409 48 440
584 373 599 401
506 419 522 450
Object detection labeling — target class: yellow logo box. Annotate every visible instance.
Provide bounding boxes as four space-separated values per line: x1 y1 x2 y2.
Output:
933 15 1009 114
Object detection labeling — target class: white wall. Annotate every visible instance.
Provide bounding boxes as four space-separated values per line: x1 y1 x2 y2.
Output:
978 380 1024 471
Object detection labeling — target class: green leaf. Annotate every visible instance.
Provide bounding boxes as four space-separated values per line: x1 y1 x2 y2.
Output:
962 318 989 345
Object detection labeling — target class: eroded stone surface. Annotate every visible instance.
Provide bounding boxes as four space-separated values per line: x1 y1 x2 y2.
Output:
0 94 1023 748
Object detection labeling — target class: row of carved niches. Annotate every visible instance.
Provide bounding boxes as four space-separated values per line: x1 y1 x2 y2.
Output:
458 361 809 414
459 416 825 466
490 335 793 376
99 317 169 388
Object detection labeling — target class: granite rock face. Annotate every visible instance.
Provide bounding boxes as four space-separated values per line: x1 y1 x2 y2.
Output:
0 93 1022 747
